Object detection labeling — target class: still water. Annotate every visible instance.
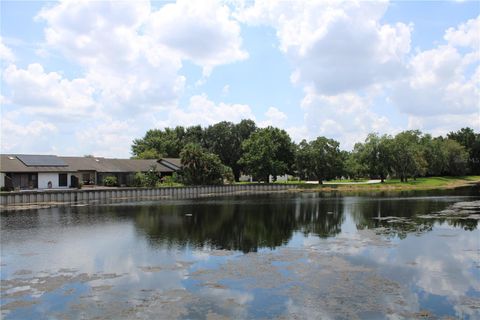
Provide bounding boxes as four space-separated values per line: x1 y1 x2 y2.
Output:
1 189 479 319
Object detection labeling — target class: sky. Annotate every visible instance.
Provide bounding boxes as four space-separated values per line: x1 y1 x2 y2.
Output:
0 0 479 158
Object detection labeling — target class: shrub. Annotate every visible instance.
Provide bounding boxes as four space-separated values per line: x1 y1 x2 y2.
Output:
222 165 235 184
103 176 118 187
134 172 147 187
144 165 161 187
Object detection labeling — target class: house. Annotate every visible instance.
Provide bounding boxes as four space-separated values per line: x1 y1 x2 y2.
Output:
0 155 74 190
0 154 181 190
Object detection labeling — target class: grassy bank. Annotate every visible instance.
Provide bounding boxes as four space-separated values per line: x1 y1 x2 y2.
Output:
294 176 480 192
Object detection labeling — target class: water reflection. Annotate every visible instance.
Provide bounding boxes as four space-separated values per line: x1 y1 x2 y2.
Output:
129 192 478 251
132 194 345 252
1 189 479 319
2 191 477 253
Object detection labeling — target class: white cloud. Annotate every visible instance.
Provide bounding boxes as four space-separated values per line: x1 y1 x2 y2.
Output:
0 37 15 63
391 17 479 117
299 88 393 149
148 0 248 76
0 0 254 156
35 0 248 113
37 0 151 66
157 94 255 128
444 15 480 48
0 115 58 153
259 106 287 127
3 63 97 120
237 0 411 95
75 119 139 158
36 0 184 112
407 113 480 135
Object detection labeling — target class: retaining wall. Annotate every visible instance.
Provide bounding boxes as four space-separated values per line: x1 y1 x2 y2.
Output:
0 184 299 209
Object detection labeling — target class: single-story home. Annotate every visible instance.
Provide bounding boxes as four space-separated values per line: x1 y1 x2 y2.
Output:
0 154 181 190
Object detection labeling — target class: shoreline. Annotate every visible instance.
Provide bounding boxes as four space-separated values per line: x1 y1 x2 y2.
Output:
289 178 480 193
1 177 478 211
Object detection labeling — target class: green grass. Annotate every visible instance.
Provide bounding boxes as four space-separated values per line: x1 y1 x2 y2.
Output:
461 175 480 181
157 182 184 187
383 176 478 187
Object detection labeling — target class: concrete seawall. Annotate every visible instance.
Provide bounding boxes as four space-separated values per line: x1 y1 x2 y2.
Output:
0 184 299 210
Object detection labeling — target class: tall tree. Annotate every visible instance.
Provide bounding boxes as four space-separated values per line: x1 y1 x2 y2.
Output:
443 139 469 176
239 127 295 182
390 130 426 182
295 137 343 184
343 150 366 180
422 136 448 176
356 133 392 182
447 127 480 174
131 126 205 159
131 127 185 158
204 120 257 181
180 143 229 185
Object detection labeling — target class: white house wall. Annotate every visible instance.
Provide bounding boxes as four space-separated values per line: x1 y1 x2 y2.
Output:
38 173 73 189
0 173 4 188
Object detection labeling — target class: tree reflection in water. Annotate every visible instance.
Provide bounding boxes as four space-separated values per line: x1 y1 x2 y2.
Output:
129 192 477 252
132 194 345 252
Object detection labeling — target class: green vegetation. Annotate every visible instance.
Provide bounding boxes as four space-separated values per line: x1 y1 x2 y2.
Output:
134 165 162 187
293 176 480 192
383 176 479 187
158 175 183 187
179 143 233 185
103 176 118 187
239 127 295 182
204 120 257 181
132 120 480 187
131 120 256 181
296 137 343 184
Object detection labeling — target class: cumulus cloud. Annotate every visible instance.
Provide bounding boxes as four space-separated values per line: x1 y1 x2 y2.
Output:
75 119 140 158
0 114 58 153
298 88 392 149
157 94 255 128
258 106 287 127
35 0 247 111
0 37 15 63
444 15 480 48
236 0 411 95
0 0 254 155
37 0 151 66
3 63 97 120
147 0 248 76
391 16 479 118
36 0 183 111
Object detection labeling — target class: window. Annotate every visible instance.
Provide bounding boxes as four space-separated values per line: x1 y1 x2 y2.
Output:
59 173 68 187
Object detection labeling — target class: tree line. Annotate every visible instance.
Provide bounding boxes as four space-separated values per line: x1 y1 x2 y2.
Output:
131 121 479 185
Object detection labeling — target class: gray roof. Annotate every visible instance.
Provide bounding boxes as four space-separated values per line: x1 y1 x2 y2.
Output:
1 155 180 173
0 155 73 172
17 154 68 167
159 158 182 170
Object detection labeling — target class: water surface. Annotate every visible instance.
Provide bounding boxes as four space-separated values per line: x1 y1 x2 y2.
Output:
1 189 479 319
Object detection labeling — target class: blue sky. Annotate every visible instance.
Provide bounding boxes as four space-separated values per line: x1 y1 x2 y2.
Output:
1 0 479 157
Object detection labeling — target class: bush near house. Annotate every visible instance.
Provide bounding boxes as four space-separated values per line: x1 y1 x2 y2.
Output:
103 176 118 187
133 165 161 187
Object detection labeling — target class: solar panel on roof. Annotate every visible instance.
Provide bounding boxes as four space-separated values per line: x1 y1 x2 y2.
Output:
16 155 68 167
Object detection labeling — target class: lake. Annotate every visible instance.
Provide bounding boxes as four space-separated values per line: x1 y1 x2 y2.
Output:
1 188 479 319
